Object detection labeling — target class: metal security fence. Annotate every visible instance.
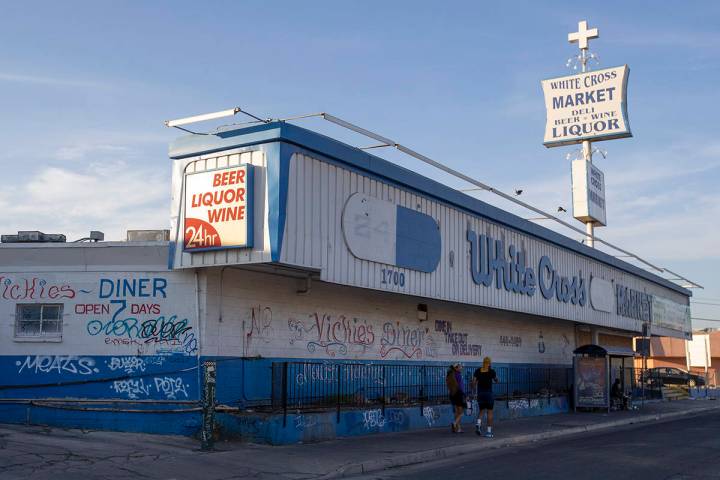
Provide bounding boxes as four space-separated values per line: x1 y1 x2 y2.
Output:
502 366 571 399
619 367 667 402
271 361 571 418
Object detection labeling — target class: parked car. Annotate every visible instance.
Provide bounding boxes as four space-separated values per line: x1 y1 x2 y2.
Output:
646 367 706 387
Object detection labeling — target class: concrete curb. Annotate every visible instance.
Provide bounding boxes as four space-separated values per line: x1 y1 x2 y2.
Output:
320 403 720 479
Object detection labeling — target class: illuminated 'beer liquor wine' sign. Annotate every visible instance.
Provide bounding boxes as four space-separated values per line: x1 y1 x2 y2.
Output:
184 165 254 251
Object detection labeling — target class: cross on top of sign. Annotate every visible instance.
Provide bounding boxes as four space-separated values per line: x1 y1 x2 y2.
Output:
568 20 599 50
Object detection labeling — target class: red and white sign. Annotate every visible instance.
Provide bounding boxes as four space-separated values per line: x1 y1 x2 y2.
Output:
183 165 254 251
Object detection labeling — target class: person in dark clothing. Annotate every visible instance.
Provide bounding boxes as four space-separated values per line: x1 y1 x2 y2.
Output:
446 363 465 433
472 356 498 437
611 378 628 410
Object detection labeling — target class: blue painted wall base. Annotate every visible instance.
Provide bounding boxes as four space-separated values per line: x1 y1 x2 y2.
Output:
217 396 569 445
689 387 720 399
0 354 569 443
0 403 200 436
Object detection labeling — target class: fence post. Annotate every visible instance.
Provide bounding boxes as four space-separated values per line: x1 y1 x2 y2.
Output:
506 367 510 408
420 365 425 414
336 364 342 423
641 367 645 407
281 362 288 427
382 365 386 414
201 360 217 451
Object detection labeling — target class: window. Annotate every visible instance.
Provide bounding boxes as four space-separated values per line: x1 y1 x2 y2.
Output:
15 304 63 338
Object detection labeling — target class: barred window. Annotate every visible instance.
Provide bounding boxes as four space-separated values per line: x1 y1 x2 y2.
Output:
15 304 63 338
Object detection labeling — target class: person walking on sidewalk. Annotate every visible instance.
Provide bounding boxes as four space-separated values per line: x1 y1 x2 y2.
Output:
472 356 499 438
446 363 466 433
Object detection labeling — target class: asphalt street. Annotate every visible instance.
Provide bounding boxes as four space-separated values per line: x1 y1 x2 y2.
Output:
356 411 720 480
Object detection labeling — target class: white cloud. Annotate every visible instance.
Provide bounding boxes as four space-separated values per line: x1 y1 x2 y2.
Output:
55 144 134 161
0 72 110 89
0 161 169 242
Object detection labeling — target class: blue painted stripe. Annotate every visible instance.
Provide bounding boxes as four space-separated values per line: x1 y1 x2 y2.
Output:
169 122 689 297
167 240 176 270
266 142 291 262
395 206 441 273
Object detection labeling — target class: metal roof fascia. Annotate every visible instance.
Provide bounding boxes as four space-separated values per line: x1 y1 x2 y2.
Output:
169 121 691 297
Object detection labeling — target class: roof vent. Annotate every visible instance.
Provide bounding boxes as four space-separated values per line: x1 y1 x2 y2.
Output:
126 229 170 242
73 231 105 243
1 231 66 243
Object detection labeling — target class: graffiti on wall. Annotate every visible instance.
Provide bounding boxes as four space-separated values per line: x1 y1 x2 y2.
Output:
499 335 522 347
86 314 196 355
561 334 571 357
380 322 434 359
0 274 201 357
109 376 190 400
0 277 76 300
291 313 374 356
16 355 100 375
538 331 546 354
80 277 197 356
509 398 530 410
106 356 165 374
362 409 386 429
422 406 439 427
434 320 482 357
286 313 439 360
294 412 318 431
245 305 274 352
11 353 198 400
255 303 574 364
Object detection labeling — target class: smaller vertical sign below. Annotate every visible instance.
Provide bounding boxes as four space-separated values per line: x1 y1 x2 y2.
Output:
572 159 607 226
184 165 254 251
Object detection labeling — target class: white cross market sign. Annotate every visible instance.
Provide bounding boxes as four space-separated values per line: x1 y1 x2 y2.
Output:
541 65 631 147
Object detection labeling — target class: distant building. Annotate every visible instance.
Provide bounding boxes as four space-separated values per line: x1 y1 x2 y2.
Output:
688 330 720 386
634 330 720 386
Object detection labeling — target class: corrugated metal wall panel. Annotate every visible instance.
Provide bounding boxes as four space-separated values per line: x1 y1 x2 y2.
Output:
281 153 688 335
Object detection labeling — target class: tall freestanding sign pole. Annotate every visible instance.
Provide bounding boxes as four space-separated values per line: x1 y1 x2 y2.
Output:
568 21 600 247
541 20 632 249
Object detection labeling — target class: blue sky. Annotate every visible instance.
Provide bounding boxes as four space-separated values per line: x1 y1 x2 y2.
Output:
1 1 718 326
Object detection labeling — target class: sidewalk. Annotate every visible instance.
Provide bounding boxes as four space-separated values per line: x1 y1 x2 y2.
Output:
1 399 718 480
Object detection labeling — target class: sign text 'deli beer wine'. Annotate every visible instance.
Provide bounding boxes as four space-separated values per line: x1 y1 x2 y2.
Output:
184 165 254 251
542 65 631 147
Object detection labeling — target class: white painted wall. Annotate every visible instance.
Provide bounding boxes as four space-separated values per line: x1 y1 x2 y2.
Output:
0 244 198 358
201 267 575 365
688 334 710 368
